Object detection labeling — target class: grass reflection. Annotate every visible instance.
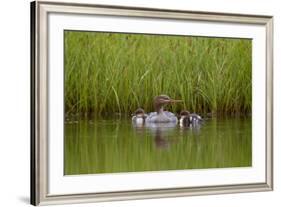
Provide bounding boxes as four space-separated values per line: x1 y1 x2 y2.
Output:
64 117 251 175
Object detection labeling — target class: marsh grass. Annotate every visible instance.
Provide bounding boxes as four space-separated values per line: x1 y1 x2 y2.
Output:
64 31 252 117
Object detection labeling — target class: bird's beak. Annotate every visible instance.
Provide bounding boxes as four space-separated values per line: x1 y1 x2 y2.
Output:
169 99 183 103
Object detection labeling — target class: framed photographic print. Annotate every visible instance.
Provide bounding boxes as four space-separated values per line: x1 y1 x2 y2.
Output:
30 0 273 205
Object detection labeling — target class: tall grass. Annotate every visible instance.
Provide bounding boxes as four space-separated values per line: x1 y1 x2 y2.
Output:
64 31 252 117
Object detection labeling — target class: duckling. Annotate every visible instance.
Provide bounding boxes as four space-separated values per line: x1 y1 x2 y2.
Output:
179 110 203 127
132 108 147 125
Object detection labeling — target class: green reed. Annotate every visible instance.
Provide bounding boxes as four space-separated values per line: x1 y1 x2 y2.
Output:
64 31 252 116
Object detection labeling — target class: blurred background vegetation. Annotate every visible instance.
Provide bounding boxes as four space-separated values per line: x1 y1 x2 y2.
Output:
64 31 252 117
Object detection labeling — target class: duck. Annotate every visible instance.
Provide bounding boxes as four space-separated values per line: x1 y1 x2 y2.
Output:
145 95 182 123
131 108 147 125
179 110 203 127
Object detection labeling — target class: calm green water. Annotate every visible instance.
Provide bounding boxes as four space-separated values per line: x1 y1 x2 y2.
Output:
64 117 251 175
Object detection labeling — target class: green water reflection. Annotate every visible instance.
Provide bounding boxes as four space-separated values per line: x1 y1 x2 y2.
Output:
64 117 252 175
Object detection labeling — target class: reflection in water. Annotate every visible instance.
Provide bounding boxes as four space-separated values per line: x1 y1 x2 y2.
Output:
181 122 202 135
64 117 252 175
133 121 202 150
134 122 178 150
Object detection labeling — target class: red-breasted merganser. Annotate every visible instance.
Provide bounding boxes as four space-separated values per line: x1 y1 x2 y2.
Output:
131 108 147 125
146 95 182 123
179 110 203 127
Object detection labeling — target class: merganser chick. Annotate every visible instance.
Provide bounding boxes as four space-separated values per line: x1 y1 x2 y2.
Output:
179 110 203 127
146 95 182 123
132 108 147 125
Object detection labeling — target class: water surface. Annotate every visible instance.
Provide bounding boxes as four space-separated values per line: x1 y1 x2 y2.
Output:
64 117 251 175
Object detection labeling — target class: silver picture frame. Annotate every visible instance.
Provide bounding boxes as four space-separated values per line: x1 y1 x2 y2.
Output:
30 0 273 205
